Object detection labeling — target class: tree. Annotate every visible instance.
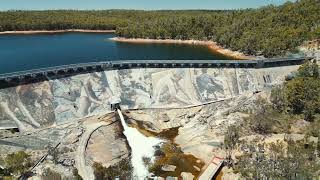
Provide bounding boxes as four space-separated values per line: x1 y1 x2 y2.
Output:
282 60 320 121
1 0 319 57
270 85 287 112
249 97 275 134
297 60 320 78
224 125 240 167
224 125 240 150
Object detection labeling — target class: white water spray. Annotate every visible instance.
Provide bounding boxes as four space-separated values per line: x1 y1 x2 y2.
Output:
117 109 162 179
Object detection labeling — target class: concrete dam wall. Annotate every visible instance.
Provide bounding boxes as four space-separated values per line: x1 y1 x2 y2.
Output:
0 65 300 131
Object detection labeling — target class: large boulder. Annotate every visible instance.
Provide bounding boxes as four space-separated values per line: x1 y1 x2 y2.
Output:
181 172 195 180
161 164 177 172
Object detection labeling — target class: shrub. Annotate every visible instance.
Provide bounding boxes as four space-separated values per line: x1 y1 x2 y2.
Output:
41 168 62 180
234 141 320 179
4 151 32 176
248 97 275 134
72 168 83 180
285 77 320 121
224 125 240 150
270 85 287 112
93 158 133 180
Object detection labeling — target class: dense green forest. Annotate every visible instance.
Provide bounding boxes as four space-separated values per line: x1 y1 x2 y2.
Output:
0 0 319 57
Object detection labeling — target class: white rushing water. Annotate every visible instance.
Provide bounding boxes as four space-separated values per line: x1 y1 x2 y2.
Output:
117 109 162 179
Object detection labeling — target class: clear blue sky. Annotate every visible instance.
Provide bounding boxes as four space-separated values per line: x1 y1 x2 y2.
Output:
1 0 294 10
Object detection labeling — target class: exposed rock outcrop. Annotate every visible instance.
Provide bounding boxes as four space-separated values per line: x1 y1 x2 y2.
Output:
181 172 195 180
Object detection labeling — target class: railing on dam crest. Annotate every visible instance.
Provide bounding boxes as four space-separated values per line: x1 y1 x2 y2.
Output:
0 57 314 88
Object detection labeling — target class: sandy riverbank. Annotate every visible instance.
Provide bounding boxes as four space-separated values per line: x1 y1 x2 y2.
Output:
110 37 255 60
0 29 115 35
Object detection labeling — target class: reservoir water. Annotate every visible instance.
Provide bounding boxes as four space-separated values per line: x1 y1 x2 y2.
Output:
0 33 231 74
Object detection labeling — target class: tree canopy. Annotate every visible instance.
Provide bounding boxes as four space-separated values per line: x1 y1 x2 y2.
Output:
0 0 319 57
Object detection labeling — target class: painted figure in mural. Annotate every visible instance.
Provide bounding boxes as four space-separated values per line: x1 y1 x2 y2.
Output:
195 69 224 101
118 69 153 108
72 72 113 117
153 69 193 105
0 82 54 132
0 90 27 132
53 72 115 120
237 70 256 93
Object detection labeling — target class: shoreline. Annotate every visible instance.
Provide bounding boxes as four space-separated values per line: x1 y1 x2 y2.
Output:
110 37 255 60
0 29 115 35
0 30 255 59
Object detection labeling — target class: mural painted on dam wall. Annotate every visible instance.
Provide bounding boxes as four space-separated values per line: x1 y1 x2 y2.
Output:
0 66 298 131
0 81 55 131
52 70 121 123
118 68 153 109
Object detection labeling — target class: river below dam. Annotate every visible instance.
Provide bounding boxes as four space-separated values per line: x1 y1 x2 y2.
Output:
0 32 231 74
117 109 163 179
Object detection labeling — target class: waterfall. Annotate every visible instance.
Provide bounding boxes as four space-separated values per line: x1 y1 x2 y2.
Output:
117 109 162 179
118 109 129 131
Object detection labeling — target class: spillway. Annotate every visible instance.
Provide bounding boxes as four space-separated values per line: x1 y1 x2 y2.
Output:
117 109 162 179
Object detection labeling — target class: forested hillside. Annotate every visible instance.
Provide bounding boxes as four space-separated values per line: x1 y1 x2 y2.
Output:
225 60 320 178
0 0 319 57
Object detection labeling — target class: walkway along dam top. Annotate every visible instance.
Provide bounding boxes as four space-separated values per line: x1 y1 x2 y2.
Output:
0 58 312 86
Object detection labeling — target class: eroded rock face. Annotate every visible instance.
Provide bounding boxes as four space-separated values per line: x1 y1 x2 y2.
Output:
86 120 130 167
0 114 130 179
0 66 299 132
125 92 261 163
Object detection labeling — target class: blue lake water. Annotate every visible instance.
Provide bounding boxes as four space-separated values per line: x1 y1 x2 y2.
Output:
0 33 231 74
